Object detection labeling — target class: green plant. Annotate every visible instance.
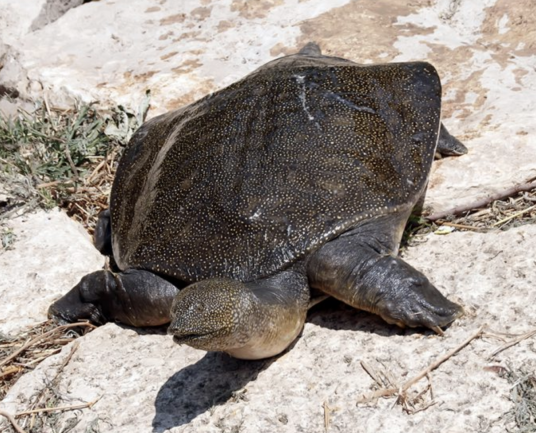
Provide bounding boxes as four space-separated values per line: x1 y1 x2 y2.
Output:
0 92 150 229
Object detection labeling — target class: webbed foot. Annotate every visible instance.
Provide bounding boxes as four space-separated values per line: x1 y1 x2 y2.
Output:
49 269 180 327
437 123 467 157
308 233 463 333
368 256 464 330
48 271 110 325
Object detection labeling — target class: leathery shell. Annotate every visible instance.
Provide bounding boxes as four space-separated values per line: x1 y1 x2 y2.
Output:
110 52 441 282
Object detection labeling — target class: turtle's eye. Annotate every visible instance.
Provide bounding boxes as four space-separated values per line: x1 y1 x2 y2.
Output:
194 302 205 314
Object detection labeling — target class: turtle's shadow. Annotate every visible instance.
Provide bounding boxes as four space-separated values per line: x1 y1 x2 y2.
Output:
151 351 273 432
306 298 428 338
150 299 434 431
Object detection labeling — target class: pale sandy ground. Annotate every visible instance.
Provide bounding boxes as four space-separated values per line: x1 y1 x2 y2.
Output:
1 1 535 432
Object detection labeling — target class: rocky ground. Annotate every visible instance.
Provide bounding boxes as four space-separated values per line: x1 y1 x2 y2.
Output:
1 1 535 432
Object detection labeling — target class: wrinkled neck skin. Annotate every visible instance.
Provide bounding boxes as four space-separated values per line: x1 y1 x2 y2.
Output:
226 277 309 360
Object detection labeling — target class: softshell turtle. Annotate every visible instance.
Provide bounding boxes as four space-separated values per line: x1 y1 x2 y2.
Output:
50 43 464 360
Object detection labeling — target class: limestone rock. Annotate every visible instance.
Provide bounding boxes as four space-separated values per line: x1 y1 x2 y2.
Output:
0 209 104 336
0 0 534 214
0 0 47 48
0 0 84 50
30 0 85 32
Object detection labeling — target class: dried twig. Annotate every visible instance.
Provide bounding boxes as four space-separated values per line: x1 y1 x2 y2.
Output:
9 339 81 431
426 180 536 221
360 360 383 387
323 401 331 432
0 365 23 379
406 399 437 414
43 95 53 121
356 387 396 404
0 349 100 433
15 396 101 417
0 322 95 368
492 204 536 227
25 340 80 428
524 192 536 202
400 375 435 413
357 325 486 405
402 325 485 390
435 221 485 231
86 158 107 185
411 381 431 403
427 373 435 401
0 409 26 433
488 329 536 359
36 180 69 189
51 340 79 383
62 139 79 182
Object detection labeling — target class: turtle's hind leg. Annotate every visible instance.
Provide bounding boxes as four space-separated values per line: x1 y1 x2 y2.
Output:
437 123 467 156
49 269 180 327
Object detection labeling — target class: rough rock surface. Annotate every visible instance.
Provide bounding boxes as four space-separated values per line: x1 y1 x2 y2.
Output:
0 0 535 214
1 217 535 432
0 210 104 336
29 0 85 32
0 0 84 57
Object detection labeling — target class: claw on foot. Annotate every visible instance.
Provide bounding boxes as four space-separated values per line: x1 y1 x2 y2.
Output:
432 326 444 336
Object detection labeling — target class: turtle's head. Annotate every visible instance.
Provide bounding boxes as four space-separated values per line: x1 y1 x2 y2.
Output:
168 279 257 354
168 276 309 360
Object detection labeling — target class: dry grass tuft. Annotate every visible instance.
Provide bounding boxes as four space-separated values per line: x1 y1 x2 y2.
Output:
0 321 95 401
403 181 536 248
426 177 536 230
0 322 96 432
0 94 149 235
504 365 536 433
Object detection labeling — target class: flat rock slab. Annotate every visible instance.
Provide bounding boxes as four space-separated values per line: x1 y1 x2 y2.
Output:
2 218 535 432
0 209 104 336
0 0 535 214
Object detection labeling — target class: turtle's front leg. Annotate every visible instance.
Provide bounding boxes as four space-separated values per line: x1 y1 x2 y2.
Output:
49 269 180 327
307 235 463 331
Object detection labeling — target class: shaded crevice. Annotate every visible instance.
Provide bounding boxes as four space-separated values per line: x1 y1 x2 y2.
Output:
29 0 86 32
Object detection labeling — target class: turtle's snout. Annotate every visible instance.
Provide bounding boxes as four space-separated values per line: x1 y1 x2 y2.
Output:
168 279 253 352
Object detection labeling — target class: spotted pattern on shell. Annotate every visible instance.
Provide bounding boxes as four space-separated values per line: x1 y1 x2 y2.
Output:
110 53 441 283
